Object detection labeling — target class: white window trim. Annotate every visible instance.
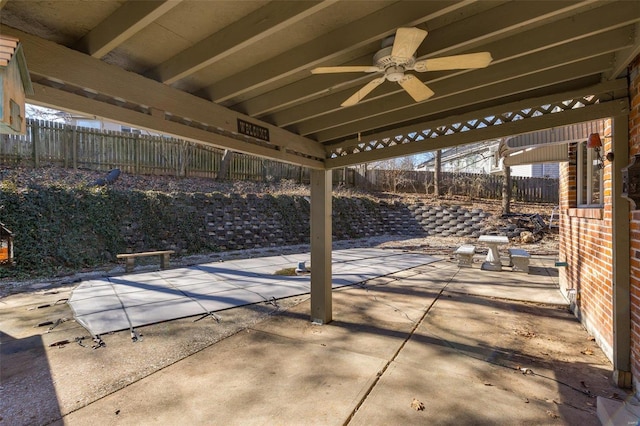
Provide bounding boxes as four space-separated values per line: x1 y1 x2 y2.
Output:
576 141 603 207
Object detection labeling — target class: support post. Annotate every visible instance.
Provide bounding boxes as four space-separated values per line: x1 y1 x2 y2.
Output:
611 114 631 388
310 168 332 324
160 253 170 270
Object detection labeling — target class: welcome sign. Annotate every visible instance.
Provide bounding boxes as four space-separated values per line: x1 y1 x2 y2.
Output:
237 119 270 142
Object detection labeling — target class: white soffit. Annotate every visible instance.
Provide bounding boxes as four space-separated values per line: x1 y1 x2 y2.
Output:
500 119 607 166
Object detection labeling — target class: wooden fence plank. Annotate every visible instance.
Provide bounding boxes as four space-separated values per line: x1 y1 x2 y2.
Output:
0 119 558 203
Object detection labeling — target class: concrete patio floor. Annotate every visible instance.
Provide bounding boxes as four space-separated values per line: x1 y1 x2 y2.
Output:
0 251 626 425
67 249 438 336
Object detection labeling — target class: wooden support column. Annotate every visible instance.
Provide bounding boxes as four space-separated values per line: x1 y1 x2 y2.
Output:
611 113 632 388
310 168 332 324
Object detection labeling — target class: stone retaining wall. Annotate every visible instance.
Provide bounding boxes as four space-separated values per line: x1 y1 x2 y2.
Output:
121 193 513 254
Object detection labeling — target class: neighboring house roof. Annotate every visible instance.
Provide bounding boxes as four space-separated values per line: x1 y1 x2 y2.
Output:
416 140 499 169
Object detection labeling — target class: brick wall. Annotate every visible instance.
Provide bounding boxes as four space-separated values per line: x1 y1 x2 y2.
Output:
559 55 640 386
559 120 614 360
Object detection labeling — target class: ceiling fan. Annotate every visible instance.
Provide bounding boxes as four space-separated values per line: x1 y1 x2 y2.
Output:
311 27 492 107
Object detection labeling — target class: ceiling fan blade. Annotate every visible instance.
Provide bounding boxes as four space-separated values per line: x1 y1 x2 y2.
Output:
413 52 493 72
398 74 434 102
341 77 386 107
391 27 427 59
311 66 379 74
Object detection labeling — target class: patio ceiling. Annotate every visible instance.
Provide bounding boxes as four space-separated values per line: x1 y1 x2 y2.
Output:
1 0 638 169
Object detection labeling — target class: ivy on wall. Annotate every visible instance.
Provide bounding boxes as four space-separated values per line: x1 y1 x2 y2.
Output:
0 184 397 279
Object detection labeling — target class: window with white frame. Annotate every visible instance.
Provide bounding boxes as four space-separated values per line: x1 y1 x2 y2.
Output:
576 141 603 207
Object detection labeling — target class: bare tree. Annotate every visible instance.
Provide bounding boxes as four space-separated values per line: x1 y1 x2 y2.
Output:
217 150 234 181
434 149 442 197
502 165 512 214
369 156 415 193
25 104 71 122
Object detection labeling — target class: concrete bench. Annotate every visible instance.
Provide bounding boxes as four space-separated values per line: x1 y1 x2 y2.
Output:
117 250 175 273
454 245 476 267
508 248 530 273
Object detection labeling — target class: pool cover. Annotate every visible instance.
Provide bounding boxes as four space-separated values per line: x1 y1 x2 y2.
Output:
69 248 439 335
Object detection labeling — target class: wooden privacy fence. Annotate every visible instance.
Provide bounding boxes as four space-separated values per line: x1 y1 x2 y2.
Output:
0 119 310 182
0 119 558 203
361 168 559 203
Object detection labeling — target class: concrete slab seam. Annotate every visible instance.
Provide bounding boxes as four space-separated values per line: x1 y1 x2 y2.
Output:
343 266 462 424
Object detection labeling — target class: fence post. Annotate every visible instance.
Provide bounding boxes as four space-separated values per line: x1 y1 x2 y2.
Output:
63 124 69 168
184 143 191 178
71 127 77 169
133 134 140 174
32 120 40 167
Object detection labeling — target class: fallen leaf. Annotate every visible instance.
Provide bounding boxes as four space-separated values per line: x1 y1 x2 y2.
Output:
546 410 559 419
411 398 425 411
483 382 492 386
581 349 594 355
514 328 536 338
523 398 529 403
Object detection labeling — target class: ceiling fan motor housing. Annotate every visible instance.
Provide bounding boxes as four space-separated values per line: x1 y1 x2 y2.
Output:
386 66 405 82
373 46 415 70
311 27 492 106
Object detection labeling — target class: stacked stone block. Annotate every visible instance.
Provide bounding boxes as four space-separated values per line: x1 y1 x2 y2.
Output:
199 196 514 251
121 192 513 256
205 193 300 251
407 203 497 237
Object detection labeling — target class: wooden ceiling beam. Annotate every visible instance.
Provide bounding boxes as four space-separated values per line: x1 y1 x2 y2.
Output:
75 0 182 58
325 100 623 168
325 95 628 169
283 27 630 137
245 2 640 122
6 26 326 161
148 1 337 85
606 22 640 80
197 1 472 103
312 55 614 143
414 0 603 59
29 83 325 169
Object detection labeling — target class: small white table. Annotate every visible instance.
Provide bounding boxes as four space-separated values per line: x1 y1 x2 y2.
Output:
478 235 509 271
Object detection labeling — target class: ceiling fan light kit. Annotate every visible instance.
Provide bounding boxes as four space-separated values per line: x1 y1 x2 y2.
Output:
311 27 492 107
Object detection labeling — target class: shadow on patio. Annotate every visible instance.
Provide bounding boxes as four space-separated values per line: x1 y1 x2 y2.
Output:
0 253 625 425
